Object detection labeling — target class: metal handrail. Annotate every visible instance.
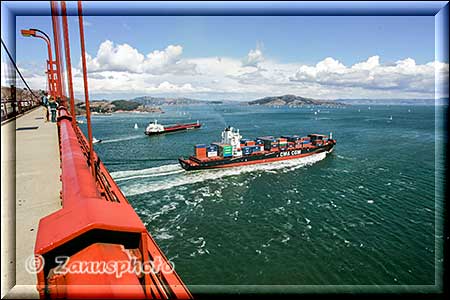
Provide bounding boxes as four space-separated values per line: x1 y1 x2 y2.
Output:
1 98 41 123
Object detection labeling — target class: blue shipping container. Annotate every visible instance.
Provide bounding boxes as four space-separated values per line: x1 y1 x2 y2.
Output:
258 136 275 142
242 147 252 154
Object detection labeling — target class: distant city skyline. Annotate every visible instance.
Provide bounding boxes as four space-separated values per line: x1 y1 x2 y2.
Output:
4 3 449 100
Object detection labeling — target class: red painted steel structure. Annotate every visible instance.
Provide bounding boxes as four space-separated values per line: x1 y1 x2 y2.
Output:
50 1 65 103
60 1 76 126
77 0 95 177
33 2 193 298
20 29 57 98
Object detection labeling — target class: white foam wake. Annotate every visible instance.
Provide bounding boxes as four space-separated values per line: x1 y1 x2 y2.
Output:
102 135 143 144
110 163 183 179
119 152 328 196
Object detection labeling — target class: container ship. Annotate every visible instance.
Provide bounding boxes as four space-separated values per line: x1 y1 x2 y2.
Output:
178 126 336 170
145 120 201 135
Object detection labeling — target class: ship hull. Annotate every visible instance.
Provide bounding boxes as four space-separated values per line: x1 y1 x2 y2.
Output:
179 142 335 171
145 123 201 136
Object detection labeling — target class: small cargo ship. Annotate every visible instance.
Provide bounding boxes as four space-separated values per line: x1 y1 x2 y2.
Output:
145 120 201 136
179 126 336 171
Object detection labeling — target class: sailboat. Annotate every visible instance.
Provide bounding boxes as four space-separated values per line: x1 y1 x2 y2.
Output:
134 123 139 129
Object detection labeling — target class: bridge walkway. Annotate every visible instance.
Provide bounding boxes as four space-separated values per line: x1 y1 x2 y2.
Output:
1 107 62 298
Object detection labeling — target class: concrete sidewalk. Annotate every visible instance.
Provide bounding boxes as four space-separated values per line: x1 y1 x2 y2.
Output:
1 108 62 298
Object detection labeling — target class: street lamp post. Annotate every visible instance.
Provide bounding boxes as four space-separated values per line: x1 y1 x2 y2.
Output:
20 28 57 98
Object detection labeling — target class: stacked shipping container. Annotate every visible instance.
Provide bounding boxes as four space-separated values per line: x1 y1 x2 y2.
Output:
193 133 329 159
215 144 232 157
194 144 207 158
207 145 218 157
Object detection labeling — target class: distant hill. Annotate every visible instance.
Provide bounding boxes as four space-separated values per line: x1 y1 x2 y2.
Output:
247 94 346 107
75 99 162 115
131 96 223 106
1 85 42 100
336 98 448 106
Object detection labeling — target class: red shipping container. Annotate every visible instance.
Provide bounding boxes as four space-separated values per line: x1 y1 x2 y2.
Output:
195 148 207 158
245 141 256 146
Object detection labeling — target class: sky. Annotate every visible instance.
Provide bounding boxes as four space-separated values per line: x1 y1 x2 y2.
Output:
5 9 449 101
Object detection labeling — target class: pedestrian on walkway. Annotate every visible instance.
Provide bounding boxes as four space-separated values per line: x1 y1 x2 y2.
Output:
48 96 59 123
41 92 49 122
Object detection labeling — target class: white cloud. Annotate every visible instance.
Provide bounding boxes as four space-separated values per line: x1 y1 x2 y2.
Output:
86 40 144 72
1 61 15 86
242 46 264 67
15 40 449 100
290 56 448 95
149 81 210 93
142 45 196 75
86 40 196 75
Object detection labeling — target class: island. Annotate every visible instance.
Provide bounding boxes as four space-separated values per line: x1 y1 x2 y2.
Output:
246 94 346 107
131 96 223 106
75 100 163 115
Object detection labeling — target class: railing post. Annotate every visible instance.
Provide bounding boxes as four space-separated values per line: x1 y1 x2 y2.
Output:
10 85 16 116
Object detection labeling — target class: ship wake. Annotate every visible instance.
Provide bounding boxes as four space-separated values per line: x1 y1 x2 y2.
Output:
102 135 144 144
114 152 328 196
111 164 184 181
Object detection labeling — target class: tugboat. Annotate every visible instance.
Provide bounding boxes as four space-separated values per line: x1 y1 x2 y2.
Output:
179 126 336 171
145 120 201 136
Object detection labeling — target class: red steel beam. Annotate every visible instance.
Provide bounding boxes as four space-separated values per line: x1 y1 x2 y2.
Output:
60 1 76 126
50 1 64 102
77 0 95 177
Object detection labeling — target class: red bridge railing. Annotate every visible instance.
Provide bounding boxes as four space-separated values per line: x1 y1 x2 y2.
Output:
32 1 192 298
34 107 192 299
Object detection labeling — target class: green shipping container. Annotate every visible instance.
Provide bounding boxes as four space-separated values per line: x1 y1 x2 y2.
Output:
218 144 233 157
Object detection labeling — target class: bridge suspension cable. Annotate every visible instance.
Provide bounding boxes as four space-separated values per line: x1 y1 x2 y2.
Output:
1 38 39 100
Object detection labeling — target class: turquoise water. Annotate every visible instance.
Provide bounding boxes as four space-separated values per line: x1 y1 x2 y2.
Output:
80 104 445 289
